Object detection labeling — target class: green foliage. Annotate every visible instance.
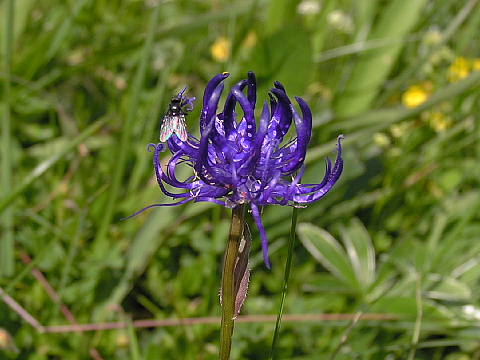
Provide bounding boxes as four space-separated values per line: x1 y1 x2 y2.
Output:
1 0 480 359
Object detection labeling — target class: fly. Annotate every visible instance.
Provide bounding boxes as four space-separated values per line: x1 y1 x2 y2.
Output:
159 87 195 142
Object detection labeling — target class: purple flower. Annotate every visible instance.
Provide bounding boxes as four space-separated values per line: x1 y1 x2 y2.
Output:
129 72 343 268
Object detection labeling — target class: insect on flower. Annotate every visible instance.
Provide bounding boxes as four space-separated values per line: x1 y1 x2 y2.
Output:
159 87 196 142
127 72 344 269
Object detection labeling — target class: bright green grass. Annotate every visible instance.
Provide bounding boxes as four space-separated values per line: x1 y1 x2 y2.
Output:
1 0 480 359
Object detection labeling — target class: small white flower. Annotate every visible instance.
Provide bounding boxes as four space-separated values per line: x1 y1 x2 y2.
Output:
463 305 480 320
327 10 354 33
297 0 321 15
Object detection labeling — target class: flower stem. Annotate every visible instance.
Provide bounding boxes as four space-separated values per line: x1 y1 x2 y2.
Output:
1 0 15 276
219 204 246 360
270 206 298 359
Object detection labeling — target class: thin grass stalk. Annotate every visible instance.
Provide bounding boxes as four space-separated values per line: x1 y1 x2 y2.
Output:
127 318 141 360
94 4 160 249
219 204 246 360
270 206 298 360
311 0 334 54
407 274 423 360
353 0 379 42
457 1 480 52
315 33 422 63
330 310 364 360
1 0 14 276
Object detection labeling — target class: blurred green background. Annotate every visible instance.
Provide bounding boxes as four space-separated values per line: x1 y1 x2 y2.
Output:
1 0 480 359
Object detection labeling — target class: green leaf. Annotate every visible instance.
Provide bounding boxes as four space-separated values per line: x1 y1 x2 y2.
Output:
298 223 361 292
339 218 376 288
426 275 472 302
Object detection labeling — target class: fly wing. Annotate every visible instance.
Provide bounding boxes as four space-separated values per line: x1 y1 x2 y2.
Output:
173 114 188 142
159 115 175 142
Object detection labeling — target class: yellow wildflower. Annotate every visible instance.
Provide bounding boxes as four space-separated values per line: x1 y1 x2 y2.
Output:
429 111 451 132
448 57 470 82
402 85 428 108
211 37 231 63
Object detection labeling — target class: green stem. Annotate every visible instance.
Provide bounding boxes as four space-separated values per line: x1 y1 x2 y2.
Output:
270 206 298 359
1 0 15 276
330 308 364 360
219 204 246 360
407 274 423 360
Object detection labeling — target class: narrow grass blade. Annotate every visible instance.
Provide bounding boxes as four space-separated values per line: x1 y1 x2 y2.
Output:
270 206 298 360
315 33 422 63
353 0 379 40
311 0 334 54
0 118 106 214
46 0 89 61
127 318 142 360
407 274 423 360
94 5 161 250
1 0 15 276
457 0 480 53
334 0 428 116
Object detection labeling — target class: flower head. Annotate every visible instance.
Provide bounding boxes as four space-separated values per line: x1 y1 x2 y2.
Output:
129 72 343 268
